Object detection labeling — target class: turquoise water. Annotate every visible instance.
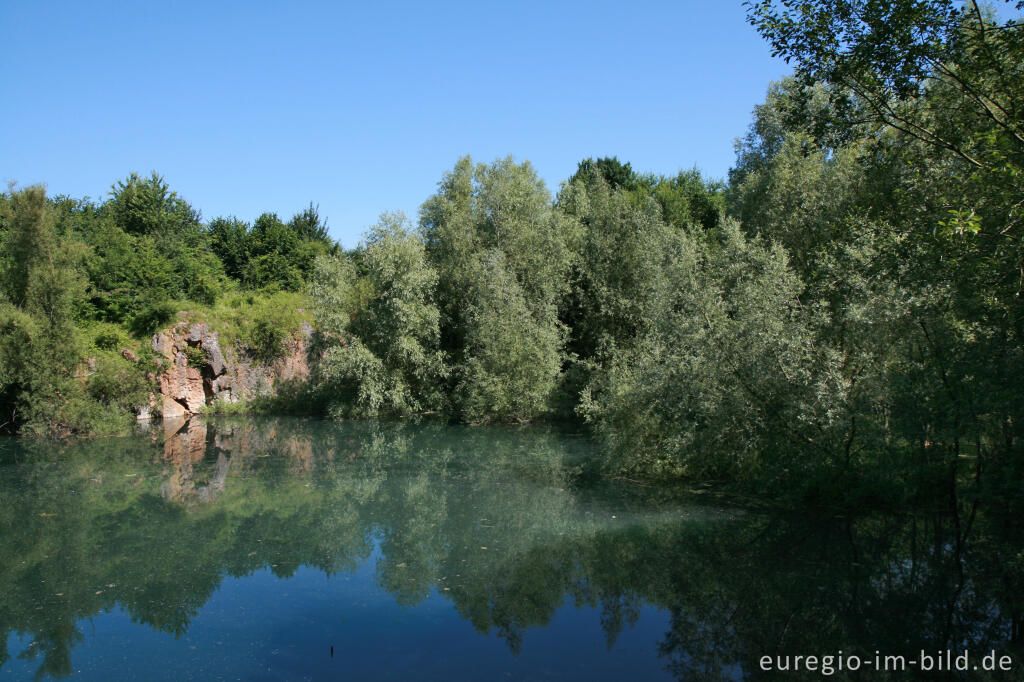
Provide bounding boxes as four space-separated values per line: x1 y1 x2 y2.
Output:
0 418 1020 680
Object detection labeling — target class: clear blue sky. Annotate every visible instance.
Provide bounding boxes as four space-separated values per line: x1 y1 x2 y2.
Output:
1 1 789 247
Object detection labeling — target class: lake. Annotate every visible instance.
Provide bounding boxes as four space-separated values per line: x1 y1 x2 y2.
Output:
0 418 1020 680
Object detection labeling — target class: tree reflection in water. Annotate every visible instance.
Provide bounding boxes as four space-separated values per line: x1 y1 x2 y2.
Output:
0 417 1020 679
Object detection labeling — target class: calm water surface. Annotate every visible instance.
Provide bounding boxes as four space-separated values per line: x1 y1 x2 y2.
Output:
0 418 1020 680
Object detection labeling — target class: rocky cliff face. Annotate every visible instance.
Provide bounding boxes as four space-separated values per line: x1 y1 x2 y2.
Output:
148 321 312 419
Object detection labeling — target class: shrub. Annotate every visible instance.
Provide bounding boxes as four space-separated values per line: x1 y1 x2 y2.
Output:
129 300 176 337
189 272 220 306
86 355 150 413
248 315 286 364
183 345 206 369
94 328 128 351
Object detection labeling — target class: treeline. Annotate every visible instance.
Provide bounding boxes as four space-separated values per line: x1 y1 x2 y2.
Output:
2 0 1022 503
0 161 723 438
307 158 726 427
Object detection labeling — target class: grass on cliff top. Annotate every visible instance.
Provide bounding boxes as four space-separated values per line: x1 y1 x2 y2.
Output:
163 289 313 352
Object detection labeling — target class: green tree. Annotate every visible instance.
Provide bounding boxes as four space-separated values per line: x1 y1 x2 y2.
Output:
311 213 445 417
741 2 1024 493
455 250 565 423
570 157 726 231
245 211 333 291
557 172 677 366
580 221 844 481
420 156 573 422
245 213 302 290
0 186 142 436
642 168 725 231
746 0 1024 179
107 172 200 237
98 173 228 313
207 216 250 281
569 157 638 191
0 185 84 328
289 202 331 242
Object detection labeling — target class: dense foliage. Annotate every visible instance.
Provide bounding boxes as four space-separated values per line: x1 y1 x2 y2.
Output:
0 175 335 435
310 212 446 418
305 156 726 425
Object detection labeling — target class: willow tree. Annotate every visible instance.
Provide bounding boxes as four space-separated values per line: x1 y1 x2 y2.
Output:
420 156 574 422
580 222 845 481
558 169 679 362
743 2 1024 492
310 212 445 418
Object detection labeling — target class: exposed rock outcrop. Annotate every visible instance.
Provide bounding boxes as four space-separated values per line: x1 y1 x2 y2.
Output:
157 352 205 415
150 321 311 419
